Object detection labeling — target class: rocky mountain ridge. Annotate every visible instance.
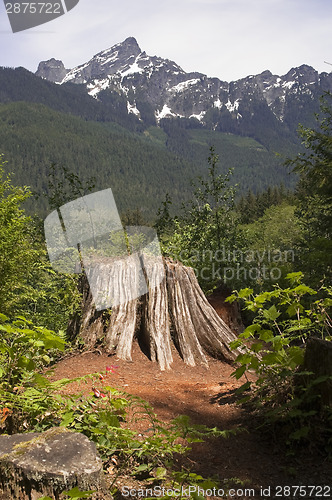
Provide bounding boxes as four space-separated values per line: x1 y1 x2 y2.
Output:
36 37 332 127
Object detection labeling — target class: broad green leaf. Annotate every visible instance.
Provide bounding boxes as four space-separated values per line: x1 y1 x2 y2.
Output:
155 467 167 479
32 373 50 387
286 272 304 285
251 342 263 353
259 329 274 342
263 305 280 321
249 357 259 370
239 324 261 339
261 352 280 365
225 294 237 303
287 346 305 367
132 463 150 474
235 381 251 394
238 288 253 299
0 324 12 333
17 356 35 371
289 426 309 440
62 487 96 499
293 284 316 296
229 339 242 350
232 364 246 379
286 302 301 317
0 313 8 323
192 494 206 500
236 353 253 365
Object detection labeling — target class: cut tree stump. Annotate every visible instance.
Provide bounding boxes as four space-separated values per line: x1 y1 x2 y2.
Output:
69 257 241 370
0 428 110 500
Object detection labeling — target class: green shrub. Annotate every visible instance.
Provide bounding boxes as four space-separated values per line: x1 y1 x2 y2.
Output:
227 272 332 449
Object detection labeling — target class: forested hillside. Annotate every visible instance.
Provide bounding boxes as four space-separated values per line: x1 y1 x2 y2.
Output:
1 64 318 219
0 101 199 217
0 99 297 217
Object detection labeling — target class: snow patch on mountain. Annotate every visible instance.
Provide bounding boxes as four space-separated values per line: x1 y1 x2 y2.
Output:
225 99 240 113
213 98 223 109
87 78 111 98
127 101 141 118
282 81 296 89
171 79 201 93
189 111 206 122
121 60 144 77
156 104 179 121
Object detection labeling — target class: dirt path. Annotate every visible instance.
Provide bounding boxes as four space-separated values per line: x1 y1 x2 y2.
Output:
51 342 331 496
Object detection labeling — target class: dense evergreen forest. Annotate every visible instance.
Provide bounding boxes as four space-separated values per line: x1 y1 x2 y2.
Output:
0 78 331 497
0 66 305 219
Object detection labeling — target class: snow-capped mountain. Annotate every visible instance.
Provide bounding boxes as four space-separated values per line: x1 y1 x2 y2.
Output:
36 37 332 126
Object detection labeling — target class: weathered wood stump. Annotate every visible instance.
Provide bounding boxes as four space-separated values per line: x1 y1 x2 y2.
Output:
0 428 110 500
69 257 241 370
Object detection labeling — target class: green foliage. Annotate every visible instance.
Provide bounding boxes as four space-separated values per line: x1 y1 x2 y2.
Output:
237 185 296 224
156 149 302 293
38 487 96 500
1 352 238 498
0 313 239 497
286 92 332 286
0 156 81 329
0 315 67 433
0 159 37 315
18 247 81 332
45 163 96 211
156 147 240 292
227 273 332 448
236 203 303 290
0 314 65 390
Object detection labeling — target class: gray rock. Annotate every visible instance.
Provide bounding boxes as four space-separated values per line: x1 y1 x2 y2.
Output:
0 427 111 499
36 58 69 83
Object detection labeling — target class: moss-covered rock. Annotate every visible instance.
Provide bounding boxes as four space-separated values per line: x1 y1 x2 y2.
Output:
0 427 111 499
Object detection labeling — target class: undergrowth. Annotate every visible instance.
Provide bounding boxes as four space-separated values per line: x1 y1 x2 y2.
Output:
0 313 240 499
227 272 332 454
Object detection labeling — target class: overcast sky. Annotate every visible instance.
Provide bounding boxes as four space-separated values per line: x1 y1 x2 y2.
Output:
1 0 332 82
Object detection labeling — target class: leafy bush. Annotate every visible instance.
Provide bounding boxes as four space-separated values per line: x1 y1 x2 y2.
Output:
0 314 67 432
227 272 332 448
0 334 237 498
0 156 81 331
0 314 66 389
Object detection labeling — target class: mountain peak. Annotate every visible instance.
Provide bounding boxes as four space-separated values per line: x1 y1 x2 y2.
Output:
60 37 143 85
36 58 68 83
97 37 141 60
34 38 332 125
122 37 141 50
